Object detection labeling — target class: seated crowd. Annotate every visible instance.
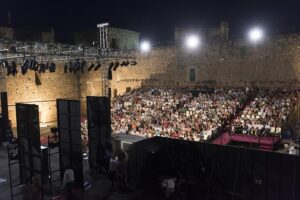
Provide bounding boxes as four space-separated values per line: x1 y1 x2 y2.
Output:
111 88 250 141
232 89 299 136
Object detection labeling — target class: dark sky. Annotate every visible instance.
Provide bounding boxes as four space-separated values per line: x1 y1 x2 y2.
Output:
0 0 300 43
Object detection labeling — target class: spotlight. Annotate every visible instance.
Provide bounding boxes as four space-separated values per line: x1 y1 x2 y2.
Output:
21 59 29 75
108 62 115 80
79 60 86 73
120 60 130 67
49 63 56 73
9 46 17 53
113 62 119 71
140 41 151 52
68 61 74 72
120 61 126 66
6 65 11 76
73 59 80 74
38 64 47 73
29 59 37 70
11 61 17 76
3 60 8 68
45 63 50 73
94 63 101 71
64 64 68 73
109 62 114 68
88 63 95 71
248 27 264 43
185 34 200 49
131 61 137 66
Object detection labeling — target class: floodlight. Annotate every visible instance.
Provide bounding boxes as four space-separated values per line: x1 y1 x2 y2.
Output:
186 34 200 49
140 41 151 52
248 27 264 43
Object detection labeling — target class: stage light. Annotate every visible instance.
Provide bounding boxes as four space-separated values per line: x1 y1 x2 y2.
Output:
88 63 95 71
29 58 37 70
21 59 29 75
3 60 8 68
108 62 115 80
79 60 86 73
120 61 126 66
94 63 101 71
64 64 68 73
248 27 264 43
11 61 17 76
140 41 151 52
49 63 56 73
185 34 200 49
38 64 47 73
113 62 120 71
120 60 130 67
131 61 137 66
109 62 115 68
68 61 74 72
73 59 80 74
6 65 11 76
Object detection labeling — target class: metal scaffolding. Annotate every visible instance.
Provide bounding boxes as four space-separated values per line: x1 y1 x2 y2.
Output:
97 23 109 50
0 38 136 64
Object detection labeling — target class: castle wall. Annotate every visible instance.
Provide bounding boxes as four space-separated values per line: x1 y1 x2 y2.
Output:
2 33 300 126
5 64 80 127
110 33 300 95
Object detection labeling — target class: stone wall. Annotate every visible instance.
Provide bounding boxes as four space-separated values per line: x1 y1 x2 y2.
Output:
109 33 300 96
79 66 104 116
2 32 300 126
5 64 79 127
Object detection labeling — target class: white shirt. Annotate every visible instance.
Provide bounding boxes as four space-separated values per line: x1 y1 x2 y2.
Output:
63 169 74 187
110 158 118 171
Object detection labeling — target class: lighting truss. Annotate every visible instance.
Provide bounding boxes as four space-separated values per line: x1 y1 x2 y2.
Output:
0 39 137 63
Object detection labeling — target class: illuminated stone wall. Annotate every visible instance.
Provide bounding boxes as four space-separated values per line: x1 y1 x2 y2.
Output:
5 64 80 127
110 33 300 95
2 32 300 125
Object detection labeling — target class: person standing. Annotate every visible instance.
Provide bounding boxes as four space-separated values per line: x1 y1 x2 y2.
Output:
109 155 118 188
117 151 128 192
62 167 74 199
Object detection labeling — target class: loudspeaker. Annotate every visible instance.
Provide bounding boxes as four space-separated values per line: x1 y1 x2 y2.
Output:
57 99 83 189
0 92 8 142
16 103 42 185
87 96 111 170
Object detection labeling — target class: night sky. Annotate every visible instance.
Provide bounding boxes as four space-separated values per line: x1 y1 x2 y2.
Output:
0 0 300 44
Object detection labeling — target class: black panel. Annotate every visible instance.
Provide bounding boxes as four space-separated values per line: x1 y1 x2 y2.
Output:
87 96 111 169
128 137 300 200
16 103 44 188
57 99 83 189
0 92 9 142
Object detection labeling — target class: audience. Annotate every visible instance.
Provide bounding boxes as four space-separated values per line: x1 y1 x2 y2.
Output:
111 88 250 141
232 89 299 136
78 88 298 143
